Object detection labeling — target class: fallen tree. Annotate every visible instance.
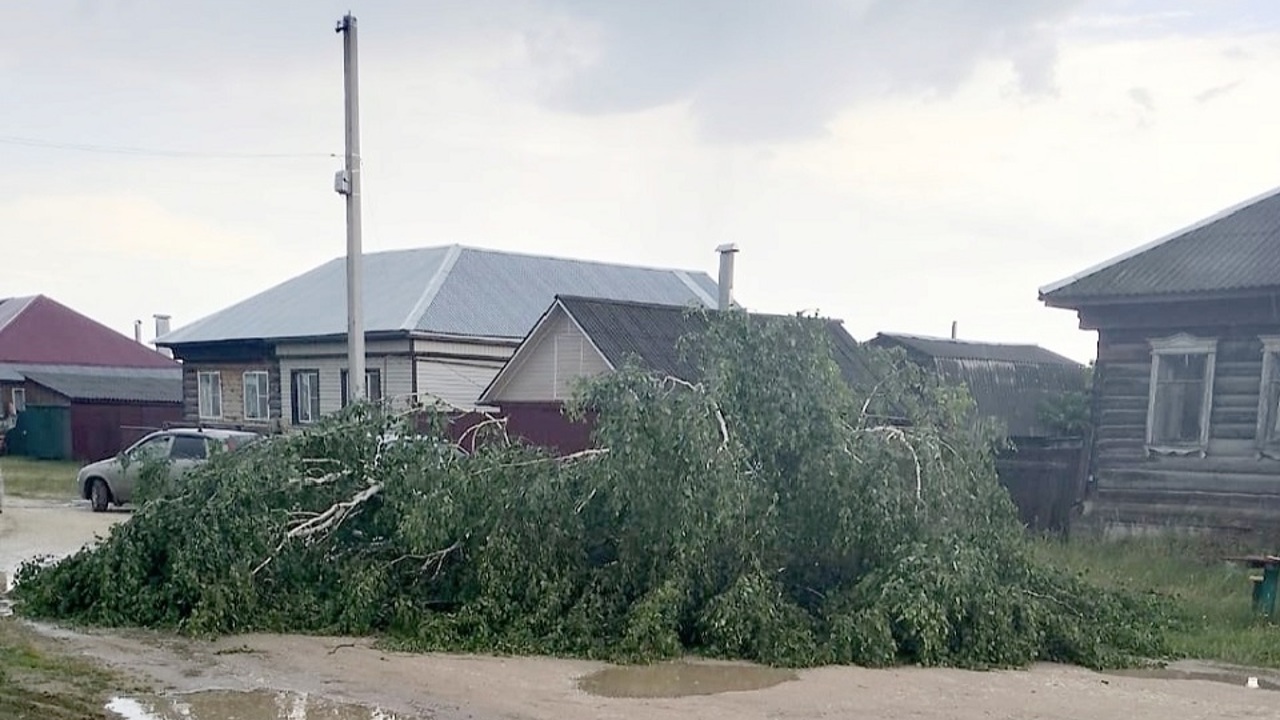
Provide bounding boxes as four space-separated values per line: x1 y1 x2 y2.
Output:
13 310 1175 669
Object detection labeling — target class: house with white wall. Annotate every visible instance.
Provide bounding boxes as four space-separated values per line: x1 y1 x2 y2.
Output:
156 244 722 431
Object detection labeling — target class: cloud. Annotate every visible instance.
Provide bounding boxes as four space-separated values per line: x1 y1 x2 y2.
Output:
1195 80 1243 103
1128 86 1155 111
519 0 1083 143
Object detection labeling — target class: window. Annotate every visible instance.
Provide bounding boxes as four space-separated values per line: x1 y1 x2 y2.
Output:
129 434 173 462
291 369 321 425
1146 334 1217 455
11 388 25 414
1256 337 1280 450
170 435 208 460
198 372 222 419
340 368 382 406
243 371 271 421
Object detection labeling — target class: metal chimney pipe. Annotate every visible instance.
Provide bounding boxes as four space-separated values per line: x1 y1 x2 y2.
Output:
134 320 143 344
951 321 958 340
716 243 738 311
153 314 173 358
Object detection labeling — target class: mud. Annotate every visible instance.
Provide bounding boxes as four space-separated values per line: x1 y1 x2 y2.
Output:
106 689 410 719
579 661 797 697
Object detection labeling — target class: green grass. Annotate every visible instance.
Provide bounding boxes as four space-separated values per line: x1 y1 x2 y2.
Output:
0 457 81 500
1034 534 1280 668
0 618 143 720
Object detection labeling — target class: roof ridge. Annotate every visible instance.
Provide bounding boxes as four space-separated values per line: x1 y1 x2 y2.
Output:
400 244 464 330
878 331 1043 349
1039 182 1280 297
454 244 715 276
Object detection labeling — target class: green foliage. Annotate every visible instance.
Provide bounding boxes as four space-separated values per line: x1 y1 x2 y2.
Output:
13 311 1174 670
1037 365 1094 437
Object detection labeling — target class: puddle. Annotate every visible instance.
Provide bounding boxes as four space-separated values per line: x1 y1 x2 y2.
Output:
1107 666 1280 691
578 661 797 698
106 689 410 719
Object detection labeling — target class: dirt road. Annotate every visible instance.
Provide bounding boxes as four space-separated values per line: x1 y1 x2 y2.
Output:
5 497 1280 719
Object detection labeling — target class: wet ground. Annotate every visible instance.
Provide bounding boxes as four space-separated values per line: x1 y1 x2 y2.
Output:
106 690 407 719
5 495 1280 719
0 495 128 589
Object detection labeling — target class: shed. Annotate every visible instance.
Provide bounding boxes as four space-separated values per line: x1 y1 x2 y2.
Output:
0 295 182 461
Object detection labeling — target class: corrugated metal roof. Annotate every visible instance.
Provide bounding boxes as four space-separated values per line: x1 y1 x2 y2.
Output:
1041 185 1280 303
0 295 177 368
868 334 1085 437
554 296 881 389
24 370 182 404
871 334 1080 366
159 245 721 346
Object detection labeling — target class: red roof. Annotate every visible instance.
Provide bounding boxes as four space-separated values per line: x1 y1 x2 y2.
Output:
0 295 178 369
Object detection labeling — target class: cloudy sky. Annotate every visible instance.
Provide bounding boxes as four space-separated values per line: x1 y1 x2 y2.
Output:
6 1 1280 362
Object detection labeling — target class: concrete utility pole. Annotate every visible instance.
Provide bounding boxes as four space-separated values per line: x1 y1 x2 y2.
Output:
335 13 366 402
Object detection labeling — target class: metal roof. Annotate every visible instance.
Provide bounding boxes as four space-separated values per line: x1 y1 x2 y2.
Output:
0 295 178 369
869 334 1085 437
24 371 182 404
871 334 1080 366
158 245 721 346
1041 184 1280 304
482 296 881 403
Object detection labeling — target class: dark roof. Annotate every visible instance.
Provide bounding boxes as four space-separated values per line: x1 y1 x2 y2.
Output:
0 295 178 369
1041 186 1280 304
23 369 182 404
158 245 721 345
555 296 880 389
869 333 1085 438
870 334 1080 366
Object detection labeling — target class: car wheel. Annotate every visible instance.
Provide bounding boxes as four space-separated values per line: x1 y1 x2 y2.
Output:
89 479 111 513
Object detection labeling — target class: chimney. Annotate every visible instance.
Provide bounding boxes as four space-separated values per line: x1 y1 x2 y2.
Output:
951 321 958 340
715 243 738 311
134 320 143 344
154 314 173 358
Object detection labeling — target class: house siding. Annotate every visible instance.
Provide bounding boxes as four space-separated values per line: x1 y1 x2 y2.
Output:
487 310 612 403
1085 320 1280 540
415 358 506 410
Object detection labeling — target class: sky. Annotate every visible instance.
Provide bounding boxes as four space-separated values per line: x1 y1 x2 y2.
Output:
6 0 1280 363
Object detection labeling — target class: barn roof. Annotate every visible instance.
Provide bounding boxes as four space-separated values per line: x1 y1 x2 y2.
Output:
157 245 722 346
0 364 181 404
480 296 881 404
1041 185 1280 305
869 333 1085 438
0 295 178 369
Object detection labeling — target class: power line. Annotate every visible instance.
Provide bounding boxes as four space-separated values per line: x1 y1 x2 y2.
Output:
0 134 337 160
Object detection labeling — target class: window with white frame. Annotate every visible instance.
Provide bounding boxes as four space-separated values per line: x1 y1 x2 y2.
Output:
1146 334 1217 454
291 369 321 425
243 371 271 421
198 371 223 419
1256 336 1280 449
11 388 25 414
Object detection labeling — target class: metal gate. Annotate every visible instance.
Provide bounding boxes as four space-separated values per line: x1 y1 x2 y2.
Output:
6 405 72 460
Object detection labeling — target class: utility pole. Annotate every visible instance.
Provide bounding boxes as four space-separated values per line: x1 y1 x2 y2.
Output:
335 13 365 402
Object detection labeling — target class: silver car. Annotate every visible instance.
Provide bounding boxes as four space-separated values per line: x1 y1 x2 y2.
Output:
77 428 260 512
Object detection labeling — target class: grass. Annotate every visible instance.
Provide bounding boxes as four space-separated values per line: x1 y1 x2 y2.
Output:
0 618 142 720
0 457 81 500
1034 534 1280 668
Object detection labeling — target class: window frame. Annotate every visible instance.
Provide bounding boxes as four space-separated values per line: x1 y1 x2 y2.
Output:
197 371 223 420
11 387 26 414
1255 336 1280 454
242 371 271 421
291 369 321 425
1145 333 1217 457
340 368 383 407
